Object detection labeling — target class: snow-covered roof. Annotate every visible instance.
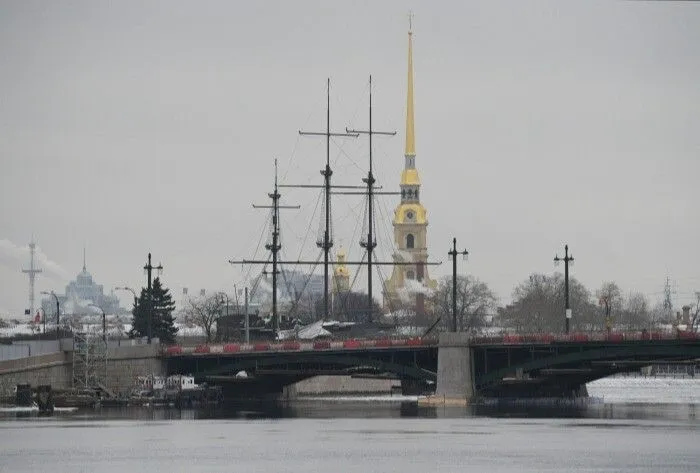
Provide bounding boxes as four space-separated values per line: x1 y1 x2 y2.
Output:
277 320 332 340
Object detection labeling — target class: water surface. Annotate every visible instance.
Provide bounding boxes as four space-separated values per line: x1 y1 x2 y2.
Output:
1 377 698 473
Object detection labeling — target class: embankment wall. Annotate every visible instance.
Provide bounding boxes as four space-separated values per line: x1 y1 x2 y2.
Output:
106 345 164 395
0 345 164 397
0 352 72 396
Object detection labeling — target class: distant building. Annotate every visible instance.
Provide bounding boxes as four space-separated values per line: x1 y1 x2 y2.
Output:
277 269 324 302
41 255 123 317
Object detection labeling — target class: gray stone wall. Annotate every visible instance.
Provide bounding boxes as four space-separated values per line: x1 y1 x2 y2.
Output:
106 345 164 396
435 332 474 402
0 345 164 398
0 352 72 397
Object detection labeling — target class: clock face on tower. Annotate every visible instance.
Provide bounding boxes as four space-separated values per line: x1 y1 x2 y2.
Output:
405 210 414 221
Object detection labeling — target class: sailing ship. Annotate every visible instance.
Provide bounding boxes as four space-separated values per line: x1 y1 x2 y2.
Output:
230 25 438 339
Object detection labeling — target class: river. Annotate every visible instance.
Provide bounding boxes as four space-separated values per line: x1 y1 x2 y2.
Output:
1 376 699 473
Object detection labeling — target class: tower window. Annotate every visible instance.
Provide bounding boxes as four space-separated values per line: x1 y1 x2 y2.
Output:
406 270 415 280
406 234 415 249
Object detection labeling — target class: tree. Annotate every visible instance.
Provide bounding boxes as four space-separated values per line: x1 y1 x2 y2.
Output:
596 282 622 332
331 291 383 323
622 291 652 330
691 292 700 332
428 275 498 333
183 294 223 343
498 273 596 333
129 277 178 344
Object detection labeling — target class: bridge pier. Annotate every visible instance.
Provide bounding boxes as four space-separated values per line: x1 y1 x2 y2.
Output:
427 332 474 405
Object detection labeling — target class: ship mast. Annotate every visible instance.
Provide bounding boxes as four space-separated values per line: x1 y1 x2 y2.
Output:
297 80 358 320
232 76 441 336
233 160 299 337
347 76 396 321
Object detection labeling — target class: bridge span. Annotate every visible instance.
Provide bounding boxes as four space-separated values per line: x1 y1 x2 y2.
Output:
163 331 700 401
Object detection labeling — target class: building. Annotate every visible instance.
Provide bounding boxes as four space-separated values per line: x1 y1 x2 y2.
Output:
332 247 350 295
383 25 437 313
41 253 123 319
278 269 324 303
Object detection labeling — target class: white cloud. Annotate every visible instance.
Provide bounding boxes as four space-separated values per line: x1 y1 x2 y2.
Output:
0 239 69 280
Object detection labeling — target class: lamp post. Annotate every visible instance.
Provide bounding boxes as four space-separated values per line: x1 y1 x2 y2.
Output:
38 308 46 335
116 287 137 341
218 292 230 342
600 296 612 335
448 238 468 333
244 287 250 344
554 244 574 334
88 303 106 342
40 291 60 338
143 253 163 344
115 286 138 312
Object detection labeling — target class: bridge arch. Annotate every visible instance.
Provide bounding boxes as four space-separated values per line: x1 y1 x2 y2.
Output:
476 342 700 393
182 353 437 387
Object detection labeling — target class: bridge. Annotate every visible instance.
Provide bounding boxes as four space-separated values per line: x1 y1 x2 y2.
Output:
163 330 700 401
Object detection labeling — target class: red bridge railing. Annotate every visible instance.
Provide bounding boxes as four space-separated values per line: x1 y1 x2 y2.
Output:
163 330 699 356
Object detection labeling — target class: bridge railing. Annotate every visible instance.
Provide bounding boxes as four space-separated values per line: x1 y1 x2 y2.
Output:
471 329 699 345
162 330 699 356
163 336 438 356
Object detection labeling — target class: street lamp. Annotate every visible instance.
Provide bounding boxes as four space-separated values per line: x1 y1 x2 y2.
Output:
115 286 138 311
40 291 60 337
554 244 574 334
143 253 163 344
448 238 469 333
218 292 230 342
88 303 106 342
599 296 612 335
38 308 46 334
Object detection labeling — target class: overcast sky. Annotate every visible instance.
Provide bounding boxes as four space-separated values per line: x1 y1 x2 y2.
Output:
1 1 698 318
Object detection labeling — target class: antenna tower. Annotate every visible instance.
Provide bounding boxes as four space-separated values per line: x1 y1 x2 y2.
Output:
663 276 676 322
22 239 43 317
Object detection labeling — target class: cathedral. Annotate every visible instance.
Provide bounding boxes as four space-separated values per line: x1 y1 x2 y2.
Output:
383 25 437 313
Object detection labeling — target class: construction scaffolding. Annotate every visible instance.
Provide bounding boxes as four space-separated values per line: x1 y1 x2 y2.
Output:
72 332 107 390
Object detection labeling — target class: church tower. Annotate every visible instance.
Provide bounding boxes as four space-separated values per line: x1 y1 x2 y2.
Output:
332 246 350 294
384 23 436 312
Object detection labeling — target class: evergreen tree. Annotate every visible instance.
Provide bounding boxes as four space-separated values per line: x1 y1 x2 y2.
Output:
129 277 178 344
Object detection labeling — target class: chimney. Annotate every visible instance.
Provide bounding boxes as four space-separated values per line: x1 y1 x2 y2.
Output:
682 305 691 324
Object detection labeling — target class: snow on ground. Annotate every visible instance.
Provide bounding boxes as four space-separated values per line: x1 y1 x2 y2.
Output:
587 376 700 404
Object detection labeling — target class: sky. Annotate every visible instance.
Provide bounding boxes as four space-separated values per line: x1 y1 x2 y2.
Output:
1 0 698 318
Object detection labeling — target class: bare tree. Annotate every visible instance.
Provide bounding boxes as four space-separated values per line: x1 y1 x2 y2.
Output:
428 275 498 333
329 291 382 323
623 291 652 330
597 281 623 331
691 292 700 332
498 273 596 333
183 294 223 342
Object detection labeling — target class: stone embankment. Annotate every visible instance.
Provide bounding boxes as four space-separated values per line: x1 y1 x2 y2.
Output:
0 352 72 396
0 344 164 398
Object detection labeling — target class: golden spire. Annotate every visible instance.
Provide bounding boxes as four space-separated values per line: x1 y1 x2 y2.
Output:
405 17 416 157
